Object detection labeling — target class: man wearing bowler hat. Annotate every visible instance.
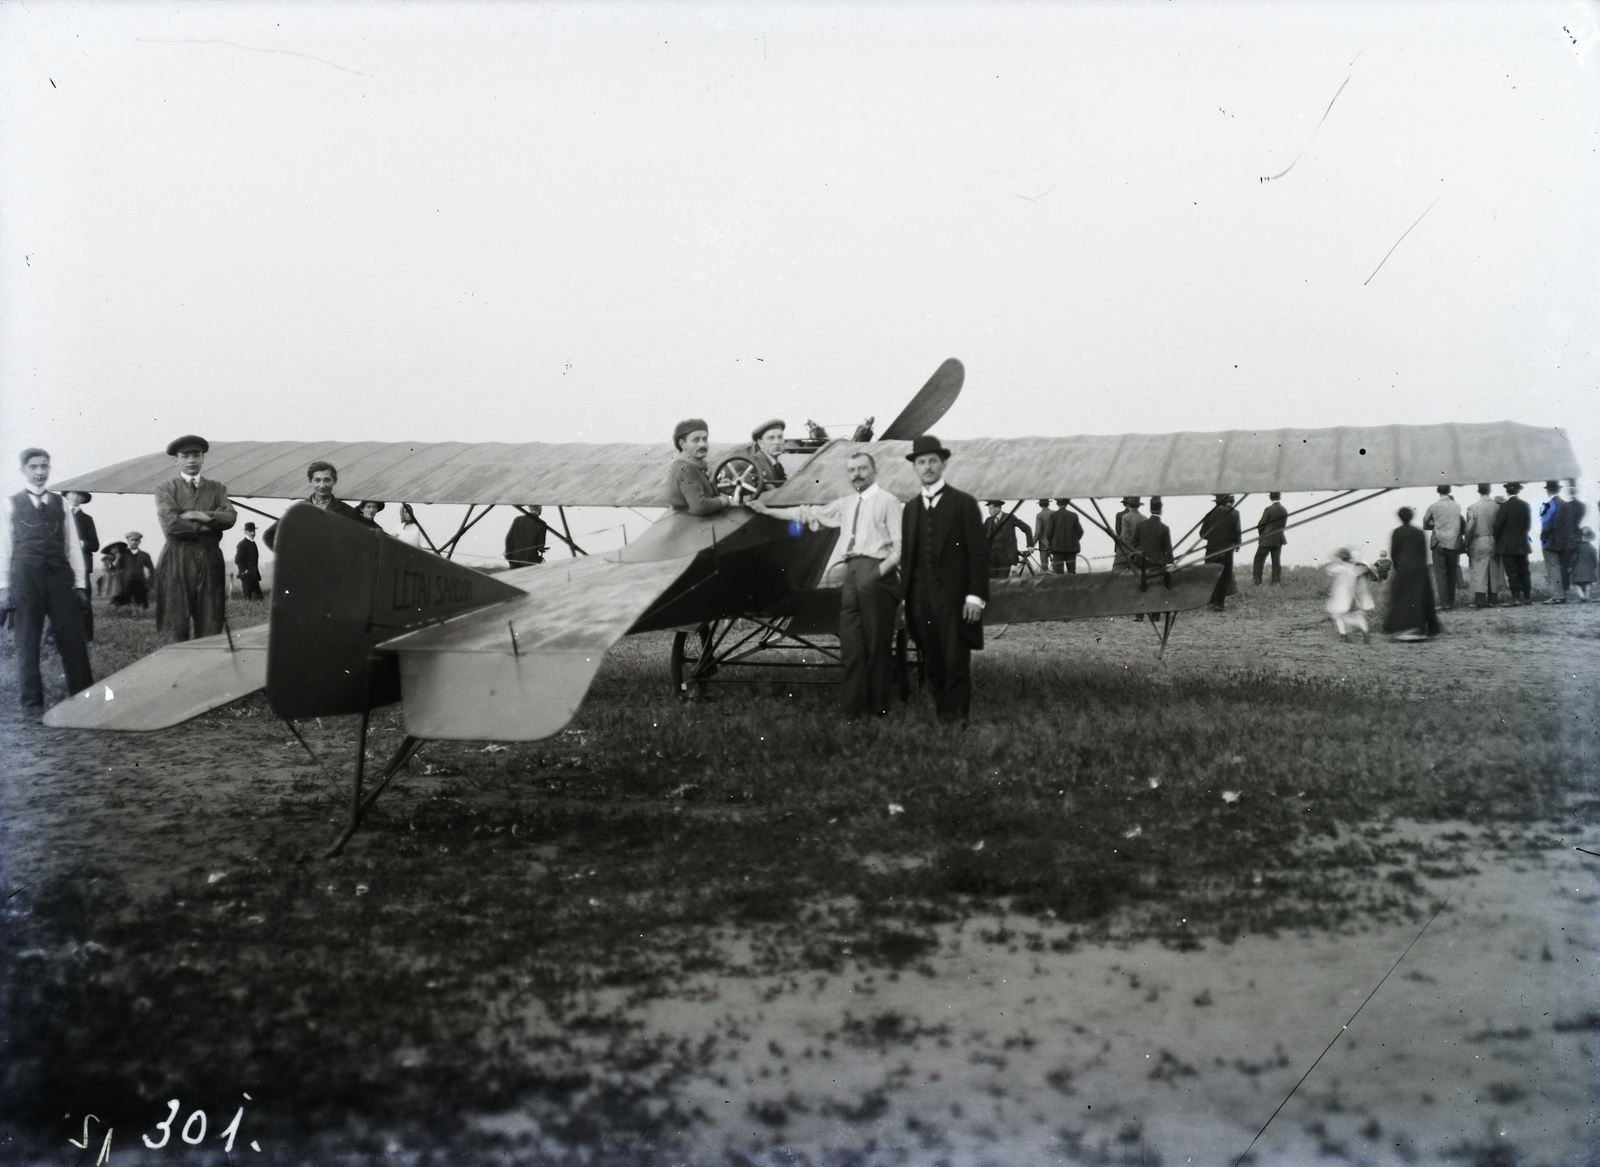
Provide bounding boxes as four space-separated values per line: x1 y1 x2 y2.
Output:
234 522 263 601
1200 493 1242 611
900 435 989 722
155 434 237 641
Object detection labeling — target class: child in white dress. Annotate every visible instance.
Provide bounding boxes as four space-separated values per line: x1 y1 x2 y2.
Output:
1324 548 1375 642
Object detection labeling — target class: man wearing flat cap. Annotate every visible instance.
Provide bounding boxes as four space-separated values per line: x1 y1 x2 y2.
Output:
747 420 788 494
1200 493 1242 611
982 501 1032 580
666 419 743 516
154 435 236 640
1050 499 1084 574
900 435 989 722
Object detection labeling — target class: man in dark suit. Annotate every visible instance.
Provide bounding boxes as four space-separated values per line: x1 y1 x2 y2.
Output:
234 523 263 601
505 506 550 567
1135 497 1174 589
65 491 98 641
900 435 989 722
1492 482 1534 604
1200 494 1243 611
982 501 1032 579
1050 499 1084 574
1252 492 1288 585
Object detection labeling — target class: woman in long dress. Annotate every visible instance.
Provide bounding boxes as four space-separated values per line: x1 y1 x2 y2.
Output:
1382 506 1441 640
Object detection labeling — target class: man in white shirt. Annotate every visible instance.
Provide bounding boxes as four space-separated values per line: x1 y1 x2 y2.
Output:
1422 485 1467 609
0 448 94 712
756 450 903 716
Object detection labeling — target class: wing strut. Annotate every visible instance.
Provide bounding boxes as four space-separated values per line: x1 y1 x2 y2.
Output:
1171 488 1395 569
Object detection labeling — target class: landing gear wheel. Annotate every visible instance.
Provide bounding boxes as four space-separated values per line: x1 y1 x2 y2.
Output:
670 621 717 700
712 455 763 502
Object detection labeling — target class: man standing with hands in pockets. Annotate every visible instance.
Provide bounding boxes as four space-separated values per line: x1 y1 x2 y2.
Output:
755 450 902 717
898 435 988 723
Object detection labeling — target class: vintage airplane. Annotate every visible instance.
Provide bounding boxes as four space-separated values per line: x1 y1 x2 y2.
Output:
47 359 1582 851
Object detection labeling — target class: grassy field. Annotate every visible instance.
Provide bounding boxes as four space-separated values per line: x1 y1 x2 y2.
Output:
1 572 1596 1165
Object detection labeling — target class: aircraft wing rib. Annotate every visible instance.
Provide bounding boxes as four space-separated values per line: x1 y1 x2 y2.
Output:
379 555 695 741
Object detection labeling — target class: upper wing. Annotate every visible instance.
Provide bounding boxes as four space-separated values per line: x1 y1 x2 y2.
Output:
766 422 1581 505
53 439 749 508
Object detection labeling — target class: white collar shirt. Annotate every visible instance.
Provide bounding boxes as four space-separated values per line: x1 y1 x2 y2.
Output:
1 488 88 590
921 482 947 506
791 482 903 578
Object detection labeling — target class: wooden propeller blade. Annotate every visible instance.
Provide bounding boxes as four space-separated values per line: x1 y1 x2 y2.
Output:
879 358 965 441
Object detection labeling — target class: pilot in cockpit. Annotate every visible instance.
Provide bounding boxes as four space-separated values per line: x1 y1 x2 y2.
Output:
747 419 788 494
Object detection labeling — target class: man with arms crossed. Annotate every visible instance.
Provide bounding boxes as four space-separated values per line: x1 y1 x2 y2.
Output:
756 451 902 717
0 448 94 712
899 435 988 723
155 435 237 641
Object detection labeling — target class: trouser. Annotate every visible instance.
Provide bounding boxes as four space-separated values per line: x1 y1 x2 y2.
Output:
1252 545 1282 584
1467 538 1503 603
113 577 149 608
1049 553 1076 574
909 581 973 722
990 565 1011 580
1557 547 1579 596
1543 550 1562 594
839 557 897 717
1207 552 1235 608
9 557 94 707
1431 546 1463 607
156 540 227 641
1502 554 1531 601
240 573 264 601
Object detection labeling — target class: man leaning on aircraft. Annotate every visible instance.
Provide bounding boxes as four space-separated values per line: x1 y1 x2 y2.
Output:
667 419 746 516
754 450 904 718
263 461 363 551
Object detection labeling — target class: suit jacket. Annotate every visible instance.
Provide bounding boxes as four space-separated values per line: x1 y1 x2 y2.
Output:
1257 502 1288 548
234 537 261 579
1549 498 1586 552
1049 509 1084 555
505 513 549 564
1491 495 1532 556
902 484 989 648
1201 505 1242 556
983 513 1032 567
71 508 99 577
1135 515 1173 567
263 496 362 551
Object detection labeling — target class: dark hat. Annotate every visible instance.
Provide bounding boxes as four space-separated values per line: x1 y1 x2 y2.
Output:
1477 483 1491 493
1505 482 1523 493
1268 491 1281 500
166 434 209 456
1214 493 1234 505
1437 484 1452 495
986 499 1004 507
243 522 256 531
1545 480 1561 491
673 418 709 449
751 418 786 442
362 501 385 513
1149 498 1164 514
65 490 91 503
1037 498 1051 506
1121 496 1141 507
905 434 952 462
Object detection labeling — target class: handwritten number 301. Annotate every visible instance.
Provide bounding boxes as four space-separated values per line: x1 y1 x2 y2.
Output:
142 1099 249 1152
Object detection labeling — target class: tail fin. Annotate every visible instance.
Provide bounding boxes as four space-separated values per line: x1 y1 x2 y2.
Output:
266 504 524 720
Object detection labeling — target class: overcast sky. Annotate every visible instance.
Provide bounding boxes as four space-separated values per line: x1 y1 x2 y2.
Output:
3 0 1596 568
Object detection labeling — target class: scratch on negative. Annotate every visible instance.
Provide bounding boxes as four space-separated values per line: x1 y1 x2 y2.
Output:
1364 197 1441 286
134 38 370 77
1260 73 1352 183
